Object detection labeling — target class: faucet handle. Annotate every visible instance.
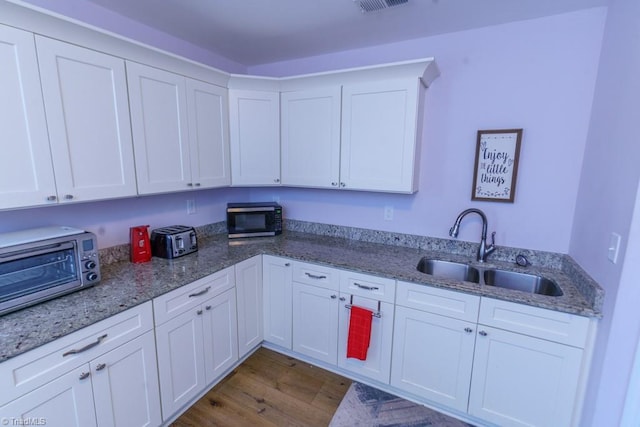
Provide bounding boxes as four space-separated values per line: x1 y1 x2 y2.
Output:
490 231 496 246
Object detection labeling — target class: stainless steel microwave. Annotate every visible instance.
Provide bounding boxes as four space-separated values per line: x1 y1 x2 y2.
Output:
0 226 101 315
226 202 283 238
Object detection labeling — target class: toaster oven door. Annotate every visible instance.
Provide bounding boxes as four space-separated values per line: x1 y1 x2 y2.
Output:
0 241 81 314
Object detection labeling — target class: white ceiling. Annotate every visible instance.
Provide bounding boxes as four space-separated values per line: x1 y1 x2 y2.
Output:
82 0 609 66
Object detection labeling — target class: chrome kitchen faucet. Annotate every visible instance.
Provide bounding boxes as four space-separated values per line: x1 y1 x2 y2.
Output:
449 208 496 262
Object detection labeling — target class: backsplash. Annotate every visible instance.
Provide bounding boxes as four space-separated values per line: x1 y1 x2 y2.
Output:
97 219 603 310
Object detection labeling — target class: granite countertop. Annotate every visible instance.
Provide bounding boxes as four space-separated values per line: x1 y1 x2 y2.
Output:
0 230 603 363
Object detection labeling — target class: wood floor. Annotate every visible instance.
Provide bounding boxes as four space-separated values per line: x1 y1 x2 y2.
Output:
171 348 352 427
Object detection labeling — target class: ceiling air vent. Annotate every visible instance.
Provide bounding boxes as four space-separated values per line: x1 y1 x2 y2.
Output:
357 0 409 13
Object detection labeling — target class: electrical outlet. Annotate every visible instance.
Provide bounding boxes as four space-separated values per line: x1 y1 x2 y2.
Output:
187 199 196 215
384 205 394 221
608 232 621 263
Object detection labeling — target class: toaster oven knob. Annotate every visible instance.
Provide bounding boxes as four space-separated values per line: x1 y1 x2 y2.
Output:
85 260 97 270
86 272 98 281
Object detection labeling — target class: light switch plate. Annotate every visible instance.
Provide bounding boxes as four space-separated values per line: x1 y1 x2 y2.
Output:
384 206 394 221
608 232 621 264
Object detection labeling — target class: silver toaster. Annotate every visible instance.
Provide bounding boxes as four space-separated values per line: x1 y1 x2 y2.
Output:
150 225 198 259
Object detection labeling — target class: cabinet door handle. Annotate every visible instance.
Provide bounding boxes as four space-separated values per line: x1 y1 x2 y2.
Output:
194 183 201 187
205 305 212 310
284 263 290 267
305 272 327 280
197 309 203 315
189 286 211 297
79 372 90 380
95 363 107 371
479 330 488 336
274 178 280 183
330 295 337 299
354 282 378 291
187 183 193 187
64 194 74 200
339 297 346 301
47 195 57 201
63 334 108 357
464 327 473 333
340 182 346 188
331 182 338 187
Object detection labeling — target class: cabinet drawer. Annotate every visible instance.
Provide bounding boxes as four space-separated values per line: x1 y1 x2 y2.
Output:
396 281 480 322
153 267 235 326
479 297 591 347
340 270 395 303
0 301 153 405
292 261 339 291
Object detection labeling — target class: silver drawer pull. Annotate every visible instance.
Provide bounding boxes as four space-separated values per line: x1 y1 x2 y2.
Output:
189 286 211 298
95 363 107 371
479 331 488 337
79 372 90 380
305 272 327 280
464 327 473 333
63 334 108 357
354 282 378 291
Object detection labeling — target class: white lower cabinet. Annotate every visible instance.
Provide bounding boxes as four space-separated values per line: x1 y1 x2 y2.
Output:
292 282 340 364
153 267 238 420
262 255 293 349
391 285 593 427
467 297 591 427
1 364 97 427
391 282 479 412
235 256 264 358
0 302 161 427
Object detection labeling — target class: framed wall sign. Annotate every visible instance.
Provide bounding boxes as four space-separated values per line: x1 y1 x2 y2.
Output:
471 128 523 203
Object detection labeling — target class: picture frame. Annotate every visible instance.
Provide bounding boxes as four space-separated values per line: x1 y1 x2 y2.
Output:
471 128 523 203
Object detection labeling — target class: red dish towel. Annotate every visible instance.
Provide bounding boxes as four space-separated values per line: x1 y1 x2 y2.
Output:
347 306 373 360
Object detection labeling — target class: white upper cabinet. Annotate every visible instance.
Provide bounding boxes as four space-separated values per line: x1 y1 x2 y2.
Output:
0 25 55 210
278 58 438 193
36 36 138 203
228 85 281 186
186 79 231 188
127 62 231 194
126 61 191 194
341 78 423 193
281 87 342 188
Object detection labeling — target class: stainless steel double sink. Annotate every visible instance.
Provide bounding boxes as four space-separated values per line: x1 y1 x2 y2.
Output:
416 257 563 297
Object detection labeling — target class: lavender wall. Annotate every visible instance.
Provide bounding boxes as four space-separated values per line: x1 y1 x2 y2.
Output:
0 188 250 248
17 0 247 73
569 0 640 424
248 9 606 253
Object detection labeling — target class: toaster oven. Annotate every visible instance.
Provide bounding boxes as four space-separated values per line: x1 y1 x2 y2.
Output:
0 226 100 315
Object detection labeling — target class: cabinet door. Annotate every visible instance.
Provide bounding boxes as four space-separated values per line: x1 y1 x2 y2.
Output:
390 306 476 412
292 282 339 364
202 288 239 384
186 79 231 188
155 308 205 418
0 25 56 209
235 256 263 358
91 331 161 427
127 61 191 194
338 294 394 384
229 89 281 186
36 36 137 203
281 87 341 188
469 325 584 427
262 256 292 349
341 79 421 193
0 365 96 427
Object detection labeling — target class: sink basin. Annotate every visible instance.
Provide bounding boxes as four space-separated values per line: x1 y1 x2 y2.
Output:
483 269 563 296
416 258 480 283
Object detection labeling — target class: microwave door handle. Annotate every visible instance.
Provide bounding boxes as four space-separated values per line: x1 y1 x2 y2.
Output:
0 242 75 263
